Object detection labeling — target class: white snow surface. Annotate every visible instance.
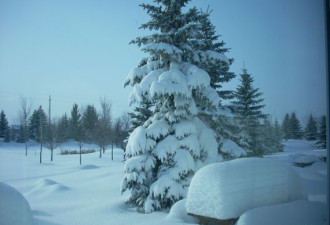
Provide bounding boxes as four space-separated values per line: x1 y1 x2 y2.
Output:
236 200 326 225
0 139 327 225
186 158 308 220
0 182 34 225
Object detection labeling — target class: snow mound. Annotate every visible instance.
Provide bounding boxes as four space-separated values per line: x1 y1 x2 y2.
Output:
236 200 326 225
186 158 307 220
80 164 99 170
221 139 246 158
0 182 34 225
28 178 70 195
167 199 198 224
293 154 320 164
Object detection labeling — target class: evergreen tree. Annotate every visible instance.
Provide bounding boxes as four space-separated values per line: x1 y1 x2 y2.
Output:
82 105 98 143
282 113 291 140
232 67 266 156
128 97 153 132
316 115 326 149
0 110 10 142
29 106 47 142
122 0 225 212
69 104 81 140
274 119 283 152
261 118 283 153
305 114 318 141
289 112 303 139
57 113 70 143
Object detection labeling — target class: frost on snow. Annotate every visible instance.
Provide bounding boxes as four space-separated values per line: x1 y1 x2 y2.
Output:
186 158 308 220
236 200 326 225
0 182 34 225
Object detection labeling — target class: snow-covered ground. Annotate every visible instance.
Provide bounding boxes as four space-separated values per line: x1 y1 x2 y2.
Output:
0 139 327 225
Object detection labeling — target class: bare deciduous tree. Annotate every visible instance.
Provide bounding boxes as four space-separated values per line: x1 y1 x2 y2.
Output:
18 96 32 156
95 97 112 158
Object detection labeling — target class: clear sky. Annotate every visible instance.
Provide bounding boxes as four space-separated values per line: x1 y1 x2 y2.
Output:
0 0 327 125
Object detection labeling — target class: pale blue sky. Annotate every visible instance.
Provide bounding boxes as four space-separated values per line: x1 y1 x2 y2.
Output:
0 0 327 124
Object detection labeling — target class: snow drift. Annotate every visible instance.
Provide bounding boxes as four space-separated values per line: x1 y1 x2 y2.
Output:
0 182 34 225
236 199 326 225
186 158 308 220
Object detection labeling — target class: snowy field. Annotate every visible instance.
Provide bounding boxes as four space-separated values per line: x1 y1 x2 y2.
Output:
0 140 327 225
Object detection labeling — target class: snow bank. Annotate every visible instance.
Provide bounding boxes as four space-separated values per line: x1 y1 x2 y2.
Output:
0 182 34 225
236 200 326 225
186 158 307 220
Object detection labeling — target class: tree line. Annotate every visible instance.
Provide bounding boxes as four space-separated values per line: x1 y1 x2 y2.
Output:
0 97 130 163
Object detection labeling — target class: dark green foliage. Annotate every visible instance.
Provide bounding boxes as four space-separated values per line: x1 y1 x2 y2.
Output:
289 112 303 139
82 105 98 143
282 113 291 140
69 104 81 140
305 114 318 141
261 118 283 153
128 98 152 132
193 10 235 100
29 106 47 142
232 68 266 156
57 113 70 143
316 115 326 148
0 110 10 142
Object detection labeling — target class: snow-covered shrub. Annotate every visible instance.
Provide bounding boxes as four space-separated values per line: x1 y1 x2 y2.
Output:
0 182 34 225
186 158 308 220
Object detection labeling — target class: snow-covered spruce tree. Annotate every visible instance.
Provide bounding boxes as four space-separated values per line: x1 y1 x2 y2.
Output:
305 114 318 141
121 0 227 213
188 8 242 158
232 67 266 156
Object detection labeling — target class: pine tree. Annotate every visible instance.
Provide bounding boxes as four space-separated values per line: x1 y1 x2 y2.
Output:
289 112 303 139
128 97 153 132
121 0 225 212
57 113 70 143
282 113 291 140
82 105 98 144
69 104 81 140
29 106 47 142
232 67 266 156
305 114 318 141
316 115 326 149
274 119 283 152
0 110 10 142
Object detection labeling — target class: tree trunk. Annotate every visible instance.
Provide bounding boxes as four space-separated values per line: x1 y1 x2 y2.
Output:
51 148 53 161
40 141 43 164
25 141 28 156
111 141 114 161
79 145 82 165
99 147 102 158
